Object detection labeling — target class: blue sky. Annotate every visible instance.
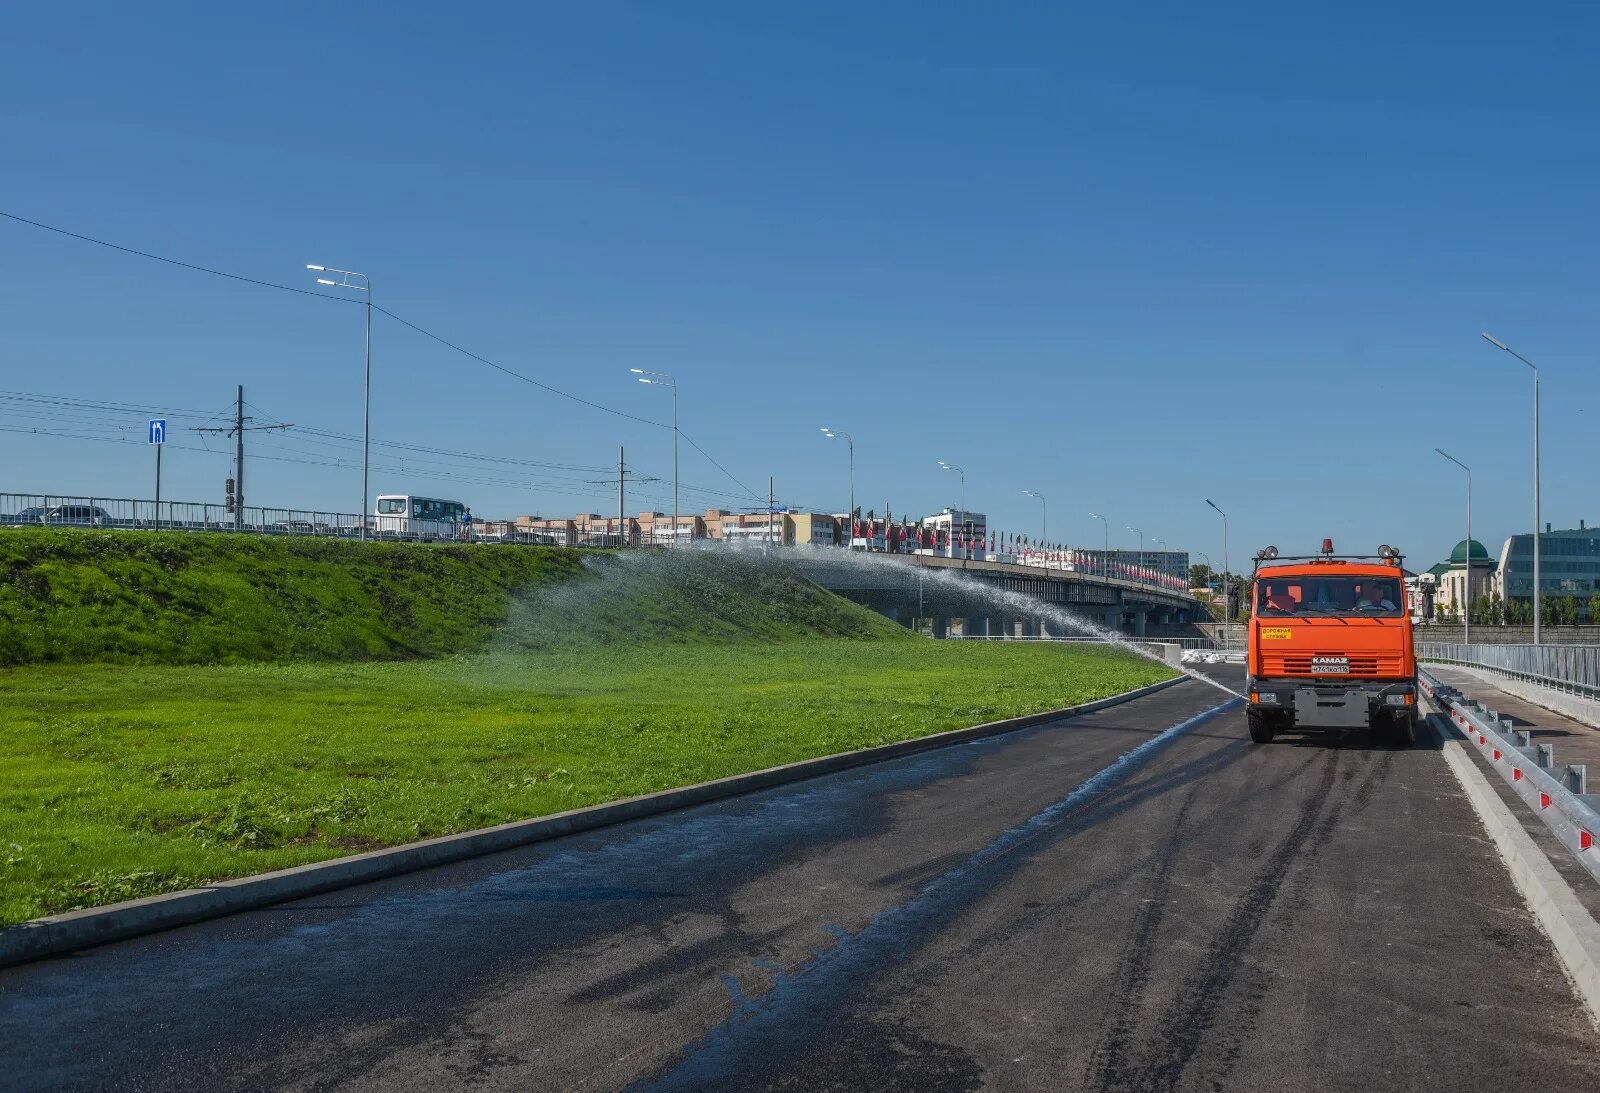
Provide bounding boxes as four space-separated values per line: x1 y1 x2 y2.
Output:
3 2 1596 570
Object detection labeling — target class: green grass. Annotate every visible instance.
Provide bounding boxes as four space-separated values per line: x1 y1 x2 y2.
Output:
0 528 589 666
0 535 1174 925
0 639 1170 925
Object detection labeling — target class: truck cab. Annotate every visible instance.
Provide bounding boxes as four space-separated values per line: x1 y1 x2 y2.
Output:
1245 540 1417 746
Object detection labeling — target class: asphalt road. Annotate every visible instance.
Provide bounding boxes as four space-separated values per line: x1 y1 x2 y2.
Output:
5 669 1599 1091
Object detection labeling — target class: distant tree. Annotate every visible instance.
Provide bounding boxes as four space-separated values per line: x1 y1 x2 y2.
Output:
1189 563 1213 588
1588 593 1600 625
1557 595 1581 626
1488 592 1505 627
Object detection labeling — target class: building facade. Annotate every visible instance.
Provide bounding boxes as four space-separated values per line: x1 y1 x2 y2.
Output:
1493 522 1600 603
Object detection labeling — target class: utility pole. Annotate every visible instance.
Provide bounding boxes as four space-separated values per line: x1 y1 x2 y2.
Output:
618 445 626 548
195 385 290 532
234 385 245 531
768 475 776 553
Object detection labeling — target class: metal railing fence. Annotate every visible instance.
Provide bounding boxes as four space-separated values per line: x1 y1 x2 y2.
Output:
1419 669 1600 888
1 493 1201 599
0 492 567 545
1417 642 1600 702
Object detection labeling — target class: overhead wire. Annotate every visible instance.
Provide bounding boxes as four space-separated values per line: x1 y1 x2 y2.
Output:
0 211 806 511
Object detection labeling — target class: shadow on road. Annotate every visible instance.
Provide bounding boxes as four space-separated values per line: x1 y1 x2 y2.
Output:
1279 723 1442 753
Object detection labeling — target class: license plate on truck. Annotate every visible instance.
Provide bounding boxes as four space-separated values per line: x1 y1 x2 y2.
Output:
1311 656 1349 675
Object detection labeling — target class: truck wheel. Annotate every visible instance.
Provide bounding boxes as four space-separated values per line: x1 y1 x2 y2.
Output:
1372 710 1415 748
1247 709 1276 744
1387 711 1416 748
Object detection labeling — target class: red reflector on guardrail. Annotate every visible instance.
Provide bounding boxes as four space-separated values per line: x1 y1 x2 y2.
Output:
1582 831 1594 852
1493 749 1502 761
1513 768 1523 781
1541 793 1552 809
1479 735 1487 746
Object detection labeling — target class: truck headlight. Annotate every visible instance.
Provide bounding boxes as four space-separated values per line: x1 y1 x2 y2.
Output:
1251 692 1278 704
1386 693 1410 706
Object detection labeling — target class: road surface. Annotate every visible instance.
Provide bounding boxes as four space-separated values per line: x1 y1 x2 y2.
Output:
5 669 1598 1091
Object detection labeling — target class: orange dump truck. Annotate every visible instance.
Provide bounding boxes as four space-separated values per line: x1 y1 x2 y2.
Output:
1245 540 1417 746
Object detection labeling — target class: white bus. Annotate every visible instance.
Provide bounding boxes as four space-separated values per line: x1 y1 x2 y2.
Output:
373 495 468 540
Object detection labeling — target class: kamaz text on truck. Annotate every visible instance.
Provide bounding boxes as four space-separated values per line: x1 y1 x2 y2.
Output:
1244 539 1417 746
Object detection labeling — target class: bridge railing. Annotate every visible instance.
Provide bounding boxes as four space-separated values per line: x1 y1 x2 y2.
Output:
1417 642 1600 703
1420 669 1600 888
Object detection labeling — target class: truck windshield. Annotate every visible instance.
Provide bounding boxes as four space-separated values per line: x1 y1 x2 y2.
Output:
1256 575 1404 618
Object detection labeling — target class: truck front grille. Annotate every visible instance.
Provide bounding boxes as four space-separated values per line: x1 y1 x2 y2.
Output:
1262 653 1403 677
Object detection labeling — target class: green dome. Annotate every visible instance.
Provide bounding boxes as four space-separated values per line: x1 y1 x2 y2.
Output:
1449 539 1491 564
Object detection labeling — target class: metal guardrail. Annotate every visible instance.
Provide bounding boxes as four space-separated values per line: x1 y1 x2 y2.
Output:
1417 642 1600 703
1420 668 1600 887
1 492 566 545
1 493 1203 598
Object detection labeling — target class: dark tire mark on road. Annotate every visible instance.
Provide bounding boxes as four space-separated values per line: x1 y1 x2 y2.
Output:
1081 788 1202 1090
1130 748 1347 1092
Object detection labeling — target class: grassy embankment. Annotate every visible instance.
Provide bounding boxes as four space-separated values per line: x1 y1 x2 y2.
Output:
0 530 1173 926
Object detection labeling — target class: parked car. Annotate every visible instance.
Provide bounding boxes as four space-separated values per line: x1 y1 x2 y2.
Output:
8 506 48 526
44 504 111 526
272 520 334 536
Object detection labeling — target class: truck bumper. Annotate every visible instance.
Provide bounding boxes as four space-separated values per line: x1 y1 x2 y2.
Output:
1246 678 1415 728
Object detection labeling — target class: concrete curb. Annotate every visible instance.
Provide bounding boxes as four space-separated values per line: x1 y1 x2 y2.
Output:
1427 701 1600 1027
1 674 1189 969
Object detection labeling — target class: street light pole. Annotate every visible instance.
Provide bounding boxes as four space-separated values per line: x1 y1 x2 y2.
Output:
633 369 679 546
1089 511 1109 577
938 461 966 559
1482 333 1541 642
1023 490 1046 559
1151 537 1166 583
307 264 372 538
1436 448 1473 645
821 428 854 547
1205 499 1229 648
1126 525 1144 568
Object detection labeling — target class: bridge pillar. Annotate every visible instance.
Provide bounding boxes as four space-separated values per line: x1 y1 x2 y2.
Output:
932 616 948 639
1132 610 1146 638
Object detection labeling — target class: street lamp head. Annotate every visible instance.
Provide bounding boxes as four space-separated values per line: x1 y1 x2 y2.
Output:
629 368 645 374
1088 511 1101 519
305 264 326 272
316 278 337 286
1481 332 1509 351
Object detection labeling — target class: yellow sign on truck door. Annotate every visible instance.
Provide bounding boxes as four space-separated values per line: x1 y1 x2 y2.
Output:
1259 627 1293 640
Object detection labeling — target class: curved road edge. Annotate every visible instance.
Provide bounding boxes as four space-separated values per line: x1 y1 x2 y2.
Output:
0 672 1194 969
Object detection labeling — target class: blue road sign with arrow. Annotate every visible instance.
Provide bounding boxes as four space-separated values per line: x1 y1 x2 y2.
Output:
149 419 166 445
